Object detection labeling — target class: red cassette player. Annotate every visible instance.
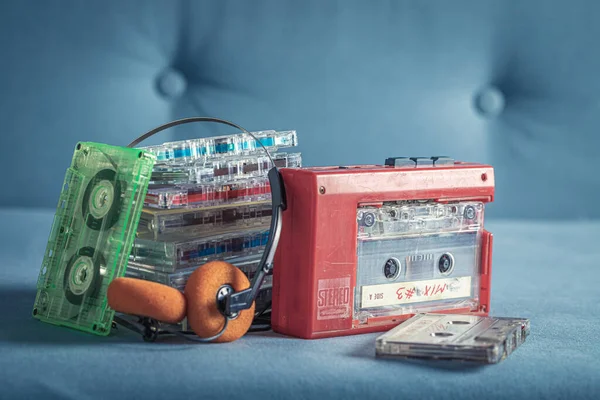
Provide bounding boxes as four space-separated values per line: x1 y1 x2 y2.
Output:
272 157 494 339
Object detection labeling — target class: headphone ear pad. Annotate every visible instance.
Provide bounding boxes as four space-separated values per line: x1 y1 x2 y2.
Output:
185 261 255 343
108 277 187 324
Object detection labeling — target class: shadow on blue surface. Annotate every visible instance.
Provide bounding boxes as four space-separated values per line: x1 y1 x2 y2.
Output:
0 286 123 345
0 285 511 374
348 336 487 372
0 286 190 347
0 285 295 348
373 356 487 372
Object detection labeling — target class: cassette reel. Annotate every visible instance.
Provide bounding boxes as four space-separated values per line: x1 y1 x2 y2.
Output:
33 142 155 335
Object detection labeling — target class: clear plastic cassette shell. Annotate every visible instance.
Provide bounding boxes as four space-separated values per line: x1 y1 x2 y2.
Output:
125 255 273 333
129 227 270 272
137 200 273 240
126 254 273 291
357 201 483 238
33 142 156 335
139 130 298 163
150 152 302 185
132 285 273 333
355 201 484 324
375 313 530 364
145 177 271 209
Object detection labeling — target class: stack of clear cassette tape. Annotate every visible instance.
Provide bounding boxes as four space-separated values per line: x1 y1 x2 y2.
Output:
126 129 301 329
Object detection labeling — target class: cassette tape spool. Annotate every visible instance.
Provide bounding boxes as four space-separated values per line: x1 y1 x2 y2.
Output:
139 129 297 162
137 200 272 240
150 152 302 185
145 177 271 209
33 142 156 335
355 201 484 322
375 313 530 363
129 227 270 272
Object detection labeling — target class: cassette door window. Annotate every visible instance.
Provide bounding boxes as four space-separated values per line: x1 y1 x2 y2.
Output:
355 202 483 323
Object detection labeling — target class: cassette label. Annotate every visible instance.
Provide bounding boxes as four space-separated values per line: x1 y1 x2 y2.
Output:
361 276 472 308
317 277 351 320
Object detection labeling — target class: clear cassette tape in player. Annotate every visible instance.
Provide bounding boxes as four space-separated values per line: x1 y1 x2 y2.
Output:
355 201 484 323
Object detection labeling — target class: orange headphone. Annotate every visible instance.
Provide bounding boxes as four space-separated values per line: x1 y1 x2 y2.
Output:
108 118 287 343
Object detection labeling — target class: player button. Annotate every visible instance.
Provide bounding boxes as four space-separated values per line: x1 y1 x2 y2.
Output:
431 156 454 166
410 157 434 166
385 157 416 167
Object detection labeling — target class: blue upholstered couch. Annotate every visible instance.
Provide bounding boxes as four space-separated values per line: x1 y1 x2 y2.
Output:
3 0 600 218
1 1 599 399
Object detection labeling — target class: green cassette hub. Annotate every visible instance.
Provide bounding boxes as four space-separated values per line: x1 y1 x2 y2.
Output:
33 142 156 336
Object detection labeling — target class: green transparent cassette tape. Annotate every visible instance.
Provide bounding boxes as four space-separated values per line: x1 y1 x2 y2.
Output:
33 142 156 336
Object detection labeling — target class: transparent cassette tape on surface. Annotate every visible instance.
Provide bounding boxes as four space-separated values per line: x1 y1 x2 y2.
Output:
376 313 530 363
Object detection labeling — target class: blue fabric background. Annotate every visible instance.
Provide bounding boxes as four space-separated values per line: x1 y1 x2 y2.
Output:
1 0 600 218
1 210 599 399
1 1 600 399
